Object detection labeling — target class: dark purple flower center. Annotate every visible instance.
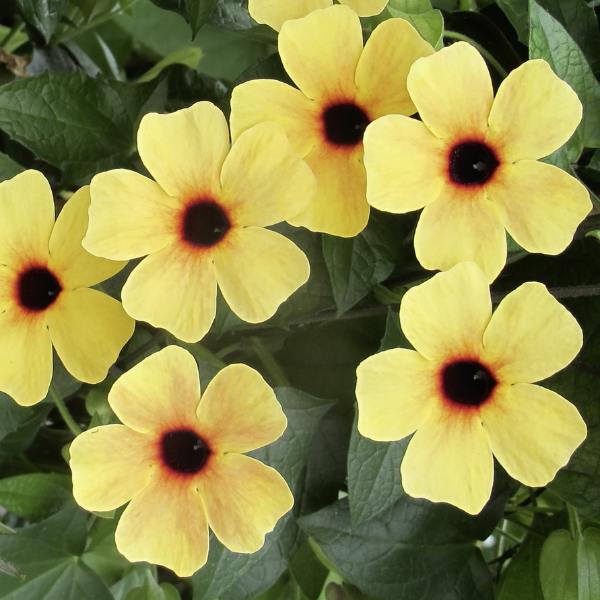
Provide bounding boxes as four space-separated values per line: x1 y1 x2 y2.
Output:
182 201 230 247
449 142 498 185
442 361 497 406
161 429 210 474
18 267 62 311
323 103 370 146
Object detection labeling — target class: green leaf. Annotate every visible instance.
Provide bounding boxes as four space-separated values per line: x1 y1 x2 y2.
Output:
387 0 444 49
0 152 24 183
0 71 167 185
290 539 330 600
185 0 220 36
578 527 600 600
540 530 579 600
207 0 256 30
163 63 227 111
497 532 545 600
378 307 411 352
0 25 29 53
137 46 203 82
529 0 600 150
15 0 69 43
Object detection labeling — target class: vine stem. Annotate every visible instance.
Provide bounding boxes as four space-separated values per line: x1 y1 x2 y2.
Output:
443 30 509 78
49 383 82 437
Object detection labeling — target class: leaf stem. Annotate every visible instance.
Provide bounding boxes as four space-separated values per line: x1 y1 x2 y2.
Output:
251 337 291 387
567 504 582 538
443 30 509 78
494 526 521 544
49 383 82 437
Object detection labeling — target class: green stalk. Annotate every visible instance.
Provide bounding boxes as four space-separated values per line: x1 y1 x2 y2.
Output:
443 30 509 78
49 383 82 437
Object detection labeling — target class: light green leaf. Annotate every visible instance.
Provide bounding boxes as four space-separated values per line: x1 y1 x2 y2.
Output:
387 0 444 48
0 26 28 53
497 533 545 600
578 528 600 600
137 46 203 82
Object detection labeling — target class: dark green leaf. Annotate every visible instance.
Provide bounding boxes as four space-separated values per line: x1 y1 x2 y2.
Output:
290 539 329 600
185 0 220 36
207 0 255 30
162 63 227 112
0 152 24 182
496 0 529 42
378 307 411 352
0 393 51 458
16 0 68 43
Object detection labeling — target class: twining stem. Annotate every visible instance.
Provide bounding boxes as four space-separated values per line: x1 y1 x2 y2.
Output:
251 337 291 387
443 30 509 78
494 526 521 544
503 515 545 538
504 504 558 513
49 383 82 437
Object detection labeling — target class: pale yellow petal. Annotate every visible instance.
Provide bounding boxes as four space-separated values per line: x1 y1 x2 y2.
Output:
414 187 507 282
401 404 494 515
47 288 134 384
138 102 229 200
109 345 201 434
248 0 331 31
488 161 591 254
197 363 286 453
86 170 180 260
341 0 388 16
364 115 446 213
400 262 491 361
70 424 153 512
279 5 363 101
482 282 582 384
214 227 309 324
481 383 586 487
116 474 209 577
356 348 437 442
199 453 293 553
121 244 217 343
487 60 582 162
407 42 493 140
355 18 434 119
220 122 316 227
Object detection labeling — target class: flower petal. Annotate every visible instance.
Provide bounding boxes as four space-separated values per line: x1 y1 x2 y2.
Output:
487 60 582 162
220 122 316 227
364 114 446 213
197 363 286 454
214 227 309 323
400 262 491 361
49 187 127 289
414 187 507 282
482 282 582 384
481 383 586 487
488 160 591 254
109 345 201 434
407 42 493 140
116 474 209 577
86 170 180 260
199 453 293 553
70 424 153 512
355 18 434 119
47 288 134 384
401 404 494 515
356 348 437 442
137 102 229 200
248 0 331 31
279 5 363 102
121 244 217 343
0 170 54 267
341 0 388 16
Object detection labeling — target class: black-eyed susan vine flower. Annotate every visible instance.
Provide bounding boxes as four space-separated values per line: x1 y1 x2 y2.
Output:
230 5 434 237
70 345 293 577
363 42 592 282
248 0 388 31
83 101 315 343
355 261 587 515
0 171 134 406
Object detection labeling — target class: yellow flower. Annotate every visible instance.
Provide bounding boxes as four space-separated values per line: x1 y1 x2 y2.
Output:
230 5 434 237
83 101 314 343
356 262 587 515
70 345 293 577
364 42 592 282
0 171 134 406
248 0 388 31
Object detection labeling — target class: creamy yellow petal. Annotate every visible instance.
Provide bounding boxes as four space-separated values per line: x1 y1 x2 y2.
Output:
482 282 582 384
121 244 217 343
197 363 286 453
199 453 293 553
116 474 209 577
86 170 180 260
0 170 54 267
47 288 134 384
364 115 446 213
488 161 591 254
341 0 388 16
220 122 316 227
401 404 494 515
356 348 437 441
279 5 363 101
481 383 586 487
248 0 331 31
414 187 507 282
289 143 369 236
408 42 493 140
400 262 491 361
355 18 434 119
49 187 127 289
214 227 309 323
138 102 229 200
487 60 582 162
109 345 201 434
70 424 153 512
0 309 52 406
